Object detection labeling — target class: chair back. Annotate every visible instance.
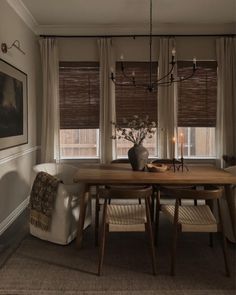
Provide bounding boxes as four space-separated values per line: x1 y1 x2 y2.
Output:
224 165 236 176
160 185 223 201
151 159 181 165
99 185 152 200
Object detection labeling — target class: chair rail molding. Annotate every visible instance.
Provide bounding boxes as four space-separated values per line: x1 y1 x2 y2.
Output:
0 146 40 165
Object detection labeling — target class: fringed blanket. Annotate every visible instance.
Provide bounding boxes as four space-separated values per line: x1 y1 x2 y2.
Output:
30 172 61 231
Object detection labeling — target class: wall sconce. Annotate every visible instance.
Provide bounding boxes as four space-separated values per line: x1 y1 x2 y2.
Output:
1 40 25 55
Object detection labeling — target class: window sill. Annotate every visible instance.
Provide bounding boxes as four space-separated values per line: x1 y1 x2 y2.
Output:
59 158 100 164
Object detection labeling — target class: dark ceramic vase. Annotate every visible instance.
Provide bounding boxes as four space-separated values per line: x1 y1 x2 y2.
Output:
128 144 149 171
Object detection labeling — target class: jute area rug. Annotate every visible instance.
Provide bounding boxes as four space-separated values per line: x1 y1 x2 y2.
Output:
0 218 235 295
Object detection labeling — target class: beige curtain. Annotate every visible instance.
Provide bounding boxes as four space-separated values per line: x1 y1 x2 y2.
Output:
216 37 236 168
98 38 116 164
157 38 177 158
39 38 60 163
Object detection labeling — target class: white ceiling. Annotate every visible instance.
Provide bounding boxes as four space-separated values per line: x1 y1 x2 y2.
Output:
7 0 236 35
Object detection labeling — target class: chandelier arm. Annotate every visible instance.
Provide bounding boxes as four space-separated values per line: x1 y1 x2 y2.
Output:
156 81 173 86
153 63 175 84
156 69 197 87
170 70 197 83
133 83 155 89
117 63 175 88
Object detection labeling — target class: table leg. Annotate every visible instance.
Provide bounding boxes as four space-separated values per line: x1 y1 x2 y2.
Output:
224 184 236 241
76 186 90 249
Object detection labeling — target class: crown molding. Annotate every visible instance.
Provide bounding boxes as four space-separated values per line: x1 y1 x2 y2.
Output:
7 0 38 34
37 23 236 36
5 1 235 37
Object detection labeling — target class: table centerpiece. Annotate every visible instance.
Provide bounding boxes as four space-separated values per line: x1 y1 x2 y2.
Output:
112 115 157 171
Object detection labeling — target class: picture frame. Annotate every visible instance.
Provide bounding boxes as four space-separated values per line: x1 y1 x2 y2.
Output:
0 59 28 150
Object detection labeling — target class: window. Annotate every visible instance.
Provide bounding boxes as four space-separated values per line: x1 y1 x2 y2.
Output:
177 61 217 158
115 62 158 157
59 62 99 158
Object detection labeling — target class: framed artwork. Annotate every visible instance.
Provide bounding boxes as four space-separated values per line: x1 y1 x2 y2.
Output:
0 59 28 150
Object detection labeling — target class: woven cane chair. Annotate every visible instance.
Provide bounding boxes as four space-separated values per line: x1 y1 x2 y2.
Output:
151 158 196 207
95 159 142 246
155 186 230 277
98 185 156 276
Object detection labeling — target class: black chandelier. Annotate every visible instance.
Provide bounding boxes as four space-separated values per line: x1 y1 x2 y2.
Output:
110 0 197 92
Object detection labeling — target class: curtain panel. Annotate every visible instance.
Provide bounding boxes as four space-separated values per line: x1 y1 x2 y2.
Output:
39 38 60 163
216 37 236 167
157 38 177 158
98 38 116 163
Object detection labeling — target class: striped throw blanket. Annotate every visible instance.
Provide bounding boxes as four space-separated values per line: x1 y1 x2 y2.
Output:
30 172 61 231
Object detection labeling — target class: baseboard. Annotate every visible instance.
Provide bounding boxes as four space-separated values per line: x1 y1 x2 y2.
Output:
0 196 29 236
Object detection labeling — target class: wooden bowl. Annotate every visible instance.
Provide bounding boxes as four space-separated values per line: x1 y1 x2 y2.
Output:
146 163 168 173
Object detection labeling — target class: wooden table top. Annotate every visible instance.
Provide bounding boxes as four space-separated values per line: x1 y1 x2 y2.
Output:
74 164 236 185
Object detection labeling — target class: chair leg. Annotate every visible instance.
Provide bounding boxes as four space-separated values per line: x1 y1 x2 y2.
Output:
98 200 108 276
145 198 157 275
95 193 100 247
220 231 230 277
194 199 197 206
217 199 231 277
171 199 180 276
154 189 161 246
207 199 214 249
150 192 155 222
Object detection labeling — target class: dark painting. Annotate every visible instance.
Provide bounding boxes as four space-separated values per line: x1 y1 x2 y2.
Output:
0 59 27 150
0 72 23 138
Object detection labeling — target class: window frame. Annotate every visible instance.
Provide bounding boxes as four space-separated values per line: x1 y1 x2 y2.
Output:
176 60 217 159
59 61 100 160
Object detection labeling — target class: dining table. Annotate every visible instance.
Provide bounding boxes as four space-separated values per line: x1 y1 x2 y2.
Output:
73 163 236 248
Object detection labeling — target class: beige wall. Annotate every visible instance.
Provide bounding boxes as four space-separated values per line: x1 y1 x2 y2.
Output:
58 36 216 61
0 1 41 229
0 4 217 232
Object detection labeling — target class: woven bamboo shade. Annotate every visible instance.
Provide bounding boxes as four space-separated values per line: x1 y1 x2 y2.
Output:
177 61 217 127
59 62 99 129
115 62 158 127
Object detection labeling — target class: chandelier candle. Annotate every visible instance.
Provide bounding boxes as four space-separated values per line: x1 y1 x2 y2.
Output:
172 137 176 172
180 133 184 159
172 136 176 158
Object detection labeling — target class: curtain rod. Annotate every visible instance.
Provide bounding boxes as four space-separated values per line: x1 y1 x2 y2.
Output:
39 34 236 38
